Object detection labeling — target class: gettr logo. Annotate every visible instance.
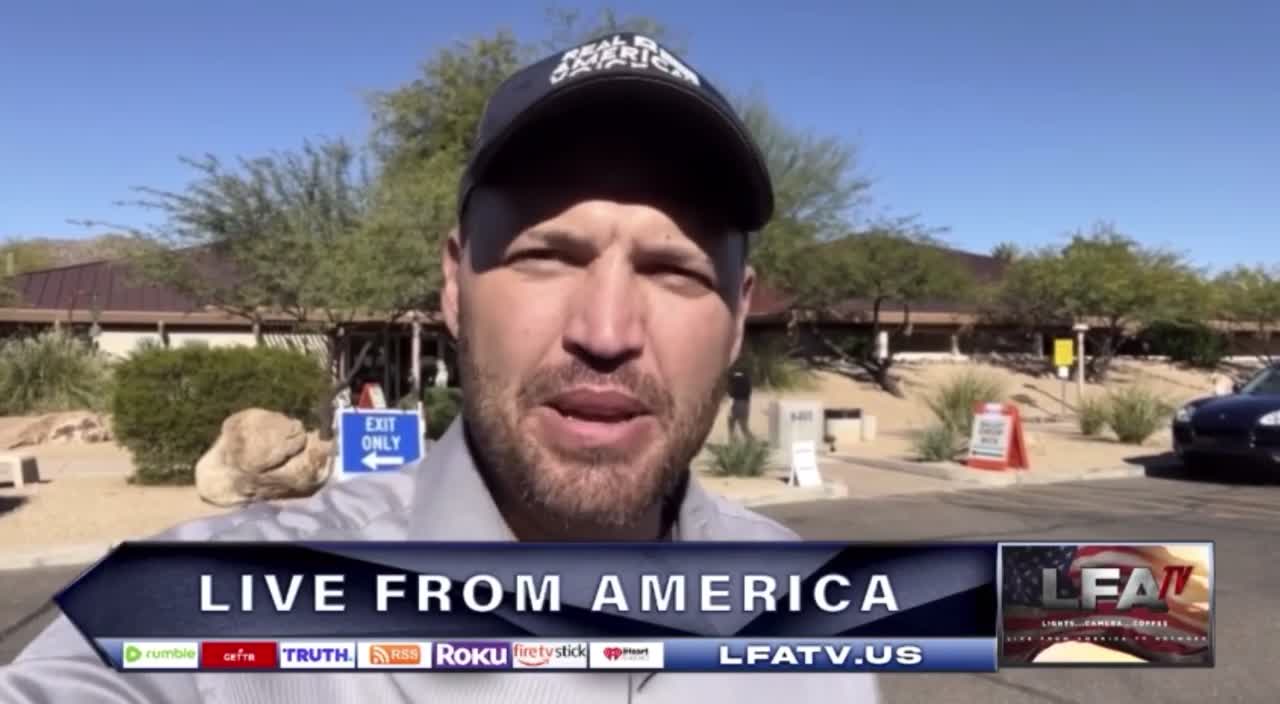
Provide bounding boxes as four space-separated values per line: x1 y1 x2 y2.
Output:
119 641 199 670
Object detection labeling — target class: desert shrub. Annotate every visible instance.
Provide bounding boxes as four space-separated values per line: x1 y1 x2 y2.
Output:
1078 395 1109 436
422 387 462 439
737 334 816 391
704 436 773 477
1140 320 1228 369
1105 386 1174 444
924 370 1009 441
913 422 961 462
111 344 330 485
0 330 112 415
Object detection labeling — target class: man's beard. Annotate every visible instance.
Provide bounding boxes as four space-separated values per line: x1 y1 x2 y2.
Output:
456 321 726 533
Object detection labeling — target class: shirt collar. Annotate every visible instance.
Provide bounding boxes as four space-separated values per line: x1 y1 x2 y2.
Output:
406 417 720 541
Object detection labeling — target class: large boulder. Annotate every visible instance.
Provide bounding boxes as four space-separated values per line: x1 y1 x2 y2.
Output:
195 409 333 507
7 411 113 449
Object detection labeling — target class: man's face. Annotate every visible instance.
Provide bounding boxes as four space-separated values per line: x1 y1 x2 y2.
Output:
442 146 754 532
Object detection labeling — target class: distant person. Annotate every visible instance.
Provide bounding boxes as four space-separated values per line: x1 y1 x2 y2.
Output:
0 33 878 702
727 367 754 440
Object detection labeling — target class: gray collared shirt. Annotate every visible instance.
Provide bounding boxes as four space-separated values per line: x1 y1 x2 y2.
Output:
0 419 879 703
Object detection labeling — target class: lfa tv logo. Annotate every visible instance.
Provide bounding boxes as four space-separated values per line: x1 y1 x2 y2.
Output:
1042 565 1194 611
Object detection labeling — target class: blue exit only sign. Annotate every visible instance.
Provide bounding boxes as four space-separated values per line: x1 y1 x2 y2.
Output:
337 409 424 478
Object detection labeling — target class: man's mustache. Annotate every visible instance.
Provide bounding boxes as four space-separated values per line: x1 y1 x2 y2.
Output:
518 360 675 420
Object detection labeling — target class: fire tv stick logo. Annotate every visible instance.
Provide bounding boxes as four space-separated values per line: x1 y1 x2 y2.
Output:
433 642 511 670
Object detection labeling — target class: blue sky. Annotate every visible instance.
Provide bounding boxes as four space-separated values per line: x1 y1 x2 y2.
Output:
2 1 1276 272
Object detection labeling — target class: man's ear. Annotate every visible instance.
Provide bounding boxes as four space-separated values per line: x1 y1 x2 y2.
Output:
728 264 755 366
442 225 463 338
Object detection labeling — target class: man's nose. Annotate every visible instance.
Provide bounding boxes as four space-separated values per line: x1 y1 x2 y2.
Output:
563 254 645 366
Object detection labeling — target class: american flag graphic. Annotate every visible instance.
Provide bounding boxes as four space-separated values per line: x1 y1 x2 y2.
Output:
1000 544 1212 665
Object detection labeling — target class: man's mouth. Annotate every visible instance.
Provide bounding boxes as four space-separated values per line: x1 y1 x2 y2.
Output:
545 388 649 423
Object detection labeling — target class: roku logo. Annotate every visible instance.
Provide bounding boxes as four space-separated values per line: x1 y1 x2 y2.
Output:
434 642 511 669
1042 566 1193 611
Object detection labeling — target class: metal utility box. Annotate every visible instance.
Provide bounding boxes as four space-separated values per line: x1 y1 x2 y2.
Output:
769 399 825 451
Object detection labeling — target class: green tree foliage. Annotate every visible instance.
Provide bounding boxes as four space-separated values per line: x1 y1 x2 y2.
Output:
1 239 58 304
111 345 330 485
990 242 1020 263
793 228 977 395
1056 224 1206 379
735 96 872 287
1214 265 1280 364
84 140 439 436
980 245 1066 333
986 223 1207 380
0 238 59 275
1139 320 1228 368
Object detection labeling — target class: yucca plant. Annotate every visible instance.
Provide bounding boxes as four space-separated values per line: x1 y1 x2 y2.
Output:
1078 394 1109 437
913 422 961 462
923 370 1009 441
0 330 113 415
1105 386 1174 445
704 436 773 477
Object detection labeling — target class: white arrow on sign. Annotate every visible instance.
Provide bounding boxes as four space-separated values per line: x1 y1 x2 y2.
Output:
362 451 403 470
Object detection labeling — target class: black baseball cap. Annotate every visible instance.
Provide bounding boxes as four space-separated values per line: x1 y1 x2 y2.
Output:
458 33 774 233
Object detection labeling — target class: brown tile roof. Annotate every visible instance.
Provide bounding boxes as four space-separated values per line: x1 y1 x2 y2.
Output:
4 239 1006 325
5 249 235 313
11 259 194 313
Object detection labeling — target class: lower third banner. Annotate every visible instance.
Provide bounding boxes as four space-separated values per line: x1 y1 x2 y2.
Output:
94 637 996 672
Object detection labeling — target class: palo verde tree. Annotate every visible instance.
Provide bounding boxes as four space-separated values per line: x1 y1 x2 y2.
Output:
791 227 977 397
83 139 439 437
735 95 872 288
978 244 1069 347
987 222 1207 380
1214 264 1280 364
1055 224 1206 380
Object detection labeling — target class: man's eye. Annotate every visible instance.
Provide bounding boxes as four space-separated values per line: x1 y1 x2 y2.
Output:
509 249 568 264
650 266 714 289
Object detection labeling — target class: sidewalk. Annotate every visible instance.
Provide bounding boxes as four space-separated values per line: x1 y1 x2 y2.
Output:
833 453 1146 487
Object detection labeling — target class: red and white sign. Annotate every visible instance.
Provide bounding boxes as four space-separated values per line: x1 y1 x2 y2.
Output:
357 383 387 409
965 402 1029 471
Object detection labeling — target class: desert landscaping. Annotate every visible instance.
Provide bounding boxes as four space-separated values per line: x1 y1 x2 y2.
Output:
708 357 1249 472
1 354 1250 560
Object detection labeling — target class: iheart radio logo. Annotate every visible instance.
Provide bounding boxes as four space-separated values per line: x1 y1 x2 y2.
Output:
603 647 623 661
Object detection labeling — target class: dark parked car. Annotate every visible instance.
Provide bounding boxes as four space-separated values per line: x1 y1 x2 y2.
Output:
1172 363 1280 471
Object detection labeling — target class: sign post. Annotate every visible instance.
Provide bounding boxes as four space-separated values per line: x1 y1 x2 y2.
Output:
336 408 424 481
1053 339 1075 416
1073 323 1089 405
